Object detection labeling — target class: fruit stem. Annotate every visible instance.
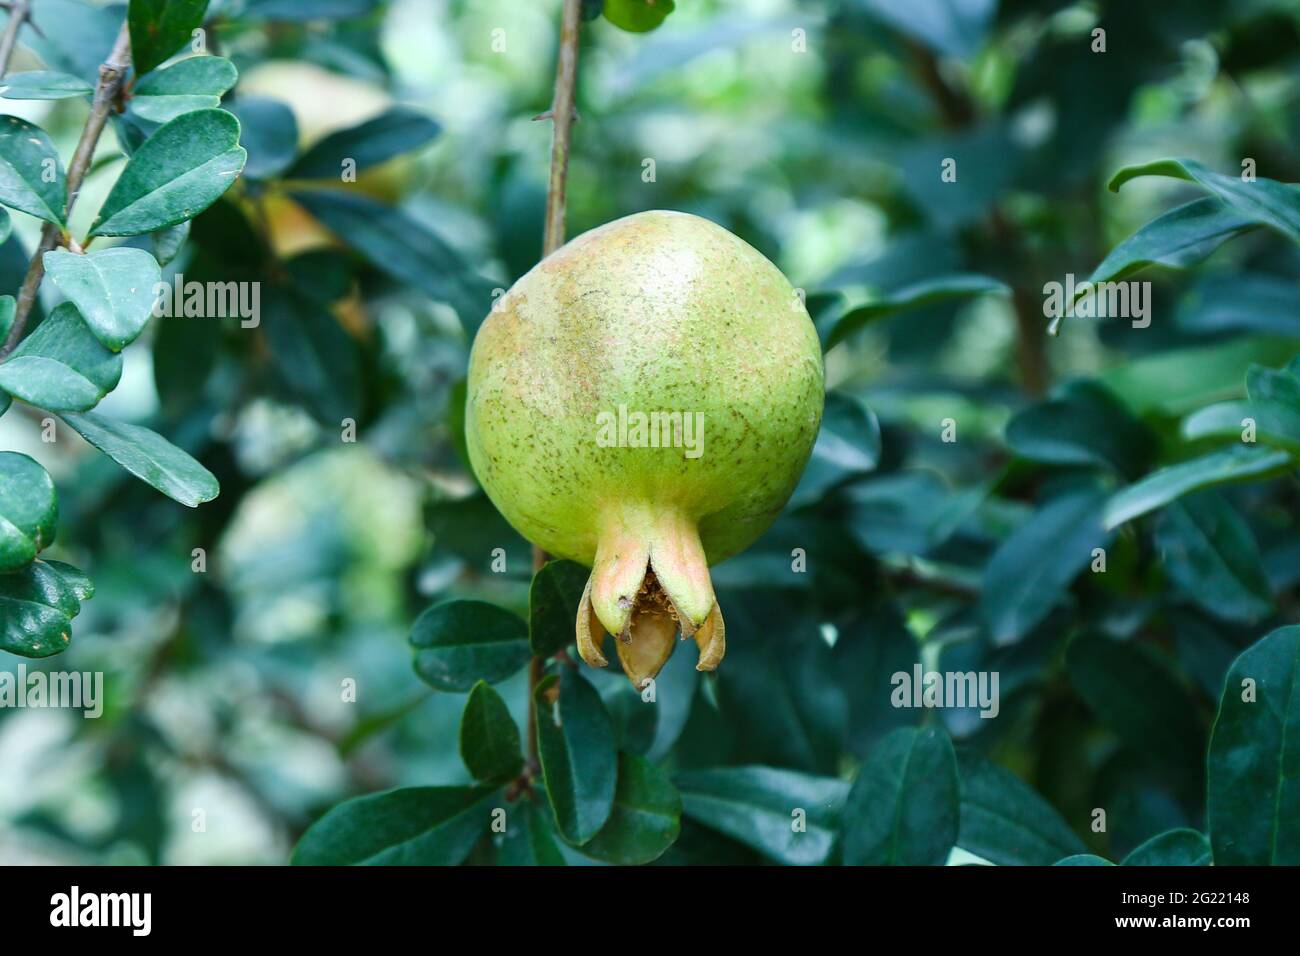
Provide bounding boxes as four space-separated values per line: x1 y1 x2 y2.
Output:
524 0 584 778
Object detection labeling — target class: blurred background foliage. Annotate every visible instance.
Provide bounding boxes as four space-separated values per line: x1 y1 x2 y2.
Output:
1 0 1298 865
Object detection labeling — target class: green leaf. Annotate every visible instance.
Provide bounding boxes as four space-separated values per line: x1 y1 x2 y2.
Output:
151 220 190 266
1104 445 1294 529
676 765 848 866
228 96 298 180
842 726 960 865
535 669 618 845
410 600 531 692
90 108 246 237
0 208 9 245
1005 380 1152 476
459 680 523 783
1109 157 1300 243
0 452 58 573
1054 854 1113 866
604 0 675 33
0 71 94 100
820 274 1008 349
1207 625 1300 865
131 55 237 123
291 785 499 865
1181 398 1300 454
289 189 494 337
789 391 880 506
0 303 122 411
0 559 92 657
1065 634 1205 776
856 0 996 58
286 107 441 180
1085 198 1258 285
43 248 162 351
955 752 1087 866
262 284 361 426
59 411 219 507
1156 493 1273 624
1122 829 1211 866
1248 363 1300 410
979 486 1111 645
0 115 67 225
580 752 681 864
528 558 589 658
498 798 566 866
129 0 212 78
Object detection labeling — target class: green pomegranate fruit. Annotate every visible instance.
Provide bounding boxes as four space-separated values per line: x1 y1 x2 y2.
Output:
466 210 824 687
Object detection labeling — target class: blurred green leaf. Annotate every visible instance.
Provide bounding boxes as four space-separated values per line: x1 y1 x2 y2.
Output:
91 108 246 237
854 0 996 58
1156 493 1273 624
0 115 67 224
580 752 681 864
0 303 123 411
528 559 589 658
43 248 162 351
676 765 847 866
955 751 1087 866
1109 157 1300 243
1105 446 1294 529
980 486 1111 646
842 726 959 865
1086 198 1258 287
129 0 212 78
0 71 93 99
286 107 441 180
821 274 1007 349
604 0 674 33
410 600 531 692
291 785 499 865
535 669 618 845
499 797 566 866
1207 625 1300 865
61 411 220 507
1005 380 1152 476
789 391 880 506
459 680 524 783
0 452 57 573
0 559 92 657
228 96 298 180
263 285 361 427
1122 828 1211 865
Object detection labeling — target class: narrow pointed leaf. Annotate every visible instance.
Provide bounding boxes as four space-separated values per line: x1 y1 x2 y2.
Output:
286 107 441 180
59 411 220 507
535 670 618 845
0 71 94 100
459 681 524 783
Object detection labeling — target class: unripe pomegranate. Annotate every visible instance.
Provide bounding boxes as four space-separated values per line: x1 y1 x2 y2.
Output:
466 211 824 687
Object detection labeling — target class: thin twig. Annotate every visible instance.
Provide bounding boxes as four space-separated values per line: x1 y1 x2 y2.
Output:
0 23 132 359
0 0 30 77
524 0 584 778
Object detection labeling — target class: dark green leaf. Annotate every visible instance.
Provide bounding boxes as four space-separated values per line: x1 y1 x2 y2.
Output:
498 798 566 866
90 108 246 237
131 55 237 123
263 284 361 426
789 391 880 506
43 247 162 351
821 274 1007 349
0 452 57 572
410 600 531 692
528 558 589 657
1207 625 1300 865
1109 157 1300 242
0 71 93 99
1105 446 1294 529
1054 854 1113 866
150 220 190 266
1005 380 1152 476
980 486 1111 645
286 107 441 180
459 680 523 783
0 115 67 224
955 751 1087 865
1182 398 1300 454
1156 493 1273 623
856 0 996 58
228 96 298 180
0 303 122 411
842 726 960 865
129 0 212 78
1122 828 1211 866
0 559 92 657
535 669 618 845
1086 198 1257 286
59 411 220 506
580 752 681 864
1066 634 1205 777
291 785 499 865
676 765 848 866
